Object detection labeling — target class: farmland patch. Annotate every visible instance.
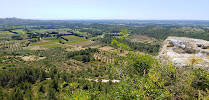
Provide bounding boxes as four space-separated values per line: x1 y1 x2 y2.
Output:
21 55 46 61
69 40 93 47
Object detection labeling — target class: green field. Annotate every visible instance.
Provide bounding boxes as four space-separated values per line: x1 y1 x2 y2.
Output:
62 35 88 44
43 36 57 40
30 39 70 49
0 31 15 35
28 28 72 33
30 40 58 46
11 29 26 34
30 35 93 49
73 31 87 36
40 44 69 48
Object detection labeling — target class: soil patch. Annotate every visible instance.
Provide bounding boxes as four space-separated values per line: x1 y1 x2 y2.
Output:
99 46 114 51
132 35 150 40
21 55 46 61
69 40 93 47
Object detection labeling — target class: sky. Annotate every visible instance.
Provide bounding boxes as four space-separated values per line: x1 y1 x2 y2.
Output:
1 0 209 20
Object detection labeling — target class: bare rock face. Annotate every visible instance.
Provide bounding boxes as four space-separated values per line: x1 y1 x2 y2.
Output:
158 36 209 69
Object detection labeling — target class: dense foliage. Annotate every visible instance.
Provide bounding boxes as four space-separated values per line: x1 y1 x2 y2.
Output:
132 26 209 41
0 19 209 99
98 35 160 54
1 51 209 99
67 48 99 62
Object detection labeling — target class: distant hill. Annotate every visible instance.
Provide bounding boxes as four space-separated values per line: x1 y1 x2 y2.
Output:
0 18 36 25
0 18 209 26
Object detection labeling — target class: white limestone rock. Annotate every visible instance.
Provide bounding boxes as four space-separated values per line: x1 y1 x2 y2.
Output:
158 36 209 69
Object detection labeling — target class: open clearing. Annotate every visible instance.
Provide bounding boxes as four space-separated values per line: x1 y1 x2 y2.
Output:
62 35 87 44
28 28 72 33
130 35 160 44
40 43 69 48
69 40 93 47
66 47 85 51
0 31 14 35
30 40 53 46
130 35 151 42
89 45 101 48
30 40 63 46
11 29 25 34
29 35 98 51
99 46 145 57
99 46 114 51
66 40 94 51
28 40 71 50
43 37 57 40
21 55 46 61
24 45 47 50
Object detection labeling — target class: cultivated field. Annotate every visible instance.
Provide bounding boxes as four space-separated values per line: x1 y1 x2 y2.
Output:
0 40 30 51
11 29 25 34
69 40 93 47
62 35 88 44
0 31 14 35
28 35 96 50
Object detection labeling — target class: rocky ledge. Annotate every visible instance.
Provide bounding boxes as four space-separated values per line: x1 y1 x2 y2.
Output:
158 36 209 69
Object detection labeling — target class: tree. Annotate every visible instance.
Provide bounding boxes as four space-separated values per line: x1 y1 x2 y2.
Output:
110 29 131 53
48 88 57 100
62 71 67 82
8 87 24 100
39 69 46 81
120 29 128 40
39 85 45 93
0 86 5 100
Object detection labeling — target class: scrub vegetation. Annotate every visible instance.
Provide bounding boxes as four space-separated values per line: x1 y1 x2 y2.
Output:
0 18 209 99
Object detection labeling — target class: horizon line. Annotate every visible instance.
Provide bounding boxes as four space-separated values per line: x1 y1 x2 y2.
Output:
1 17 209 21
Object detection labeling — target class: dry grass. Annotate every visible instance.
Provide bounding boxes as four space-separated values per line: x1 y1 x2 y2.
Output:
21 55 46 61
132 35 151 40
99 46 114 51
69 40 93 47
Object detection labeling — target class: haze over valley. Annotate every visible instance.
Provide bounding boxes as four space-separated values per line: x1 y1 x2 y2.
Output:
0 0 209 99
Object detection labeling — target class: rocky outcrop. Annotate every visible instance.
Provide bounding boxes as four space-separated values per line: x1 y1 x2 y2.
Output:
158 36 209 69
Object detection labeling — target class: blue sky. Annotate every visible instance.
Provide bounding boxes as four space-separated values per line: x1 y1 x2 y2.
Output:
1 0 209 20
